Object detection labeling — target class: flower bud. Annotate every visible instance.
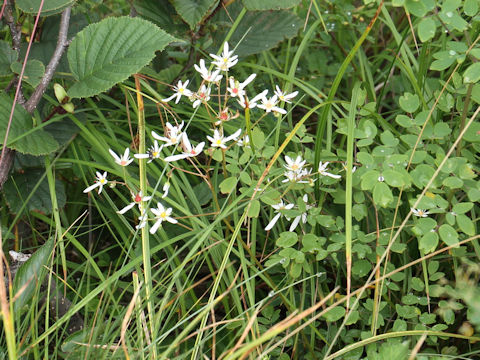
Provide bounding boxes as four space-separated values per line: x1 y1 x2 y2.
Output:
54 83 68 103
62 102 74 113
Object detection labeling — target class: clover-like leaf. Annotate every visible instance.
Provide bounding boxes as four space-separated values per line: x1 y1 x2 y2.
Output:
464 63 480 84
67 16 176 98
399 92 420 113
418 17 436 42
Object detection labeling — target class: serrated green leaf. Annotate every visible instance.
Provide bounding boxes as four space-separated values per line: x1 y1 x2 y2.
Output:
464 63 480 84
67 17 176 98
13 238 54 312
214 9 301 57
219 176 237 194
242 0 300 10
11 59 45 87
373 182 393 208
16 0 75 15
439 224 459 246
0 93 59 155
418 17 436 42
0 41 17 77
172 0 218 29
3 169 66 214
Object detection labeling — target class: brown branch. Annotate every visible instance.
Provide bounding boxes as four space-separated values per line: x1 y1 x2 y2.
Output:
0 6 72 189
25 6 72 113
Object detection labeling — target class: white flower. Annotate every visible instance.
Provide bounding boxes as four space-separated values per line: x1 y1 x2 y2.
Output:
117 191 152 215
109 148 134 167
227 74 256 102
210 42 238 71
192 84 211 108
237 135 250 148
83 171 108 194
378 175 385 182
150 202 178 234
152 122 184 147
164 134 205 161
265 201 294 231
162 80 193 104
194 59 223 82
274 85 298 103
136 214 148 230
257 95 287 114
290 195 312 231
318 161 341 179
282 170 310 184
411 208 430 217
237 90 269 109
207 129 242 149
134 140 163 163
284 155 306 173
162 182 170 198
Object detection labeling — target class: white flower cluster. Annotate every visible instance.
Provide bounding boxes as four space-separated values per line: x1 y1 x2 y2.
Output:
162 42 298 117
265 157 342 231
84 42 301 234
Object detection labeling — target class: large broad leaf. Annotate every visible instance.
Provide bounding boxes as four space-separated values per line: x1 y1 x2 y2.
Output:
15 0 75 16
11 59 45 87
0 41 17 77
133 0 188 38
212 6 302 56
172 0 218 29
0 93 59 155
13 238 54 312
26 14 90 75
3 169 66 214
242 0 301 10
67 16 176 98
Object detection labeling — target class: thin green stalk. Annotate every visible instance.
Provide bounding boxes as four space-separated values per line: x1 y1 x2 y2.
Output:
314 1 384 197
45 157 67 290
191 210 248 360
345 82 360 311
134 75 157 359
245 107 255 154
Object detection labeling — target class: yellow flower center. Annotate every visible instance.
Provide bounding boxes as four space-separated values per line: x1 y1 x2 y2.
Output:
179 88 184 93
160 212 167 219
152 152 158 157
100 179 106 184
291 164 299 171
216 139 222 145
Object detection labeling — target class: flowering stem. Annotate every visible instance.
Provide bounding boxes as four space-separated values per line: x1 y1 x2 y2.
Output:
245 107 255 154
134 75 157 358
345 82 360 312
